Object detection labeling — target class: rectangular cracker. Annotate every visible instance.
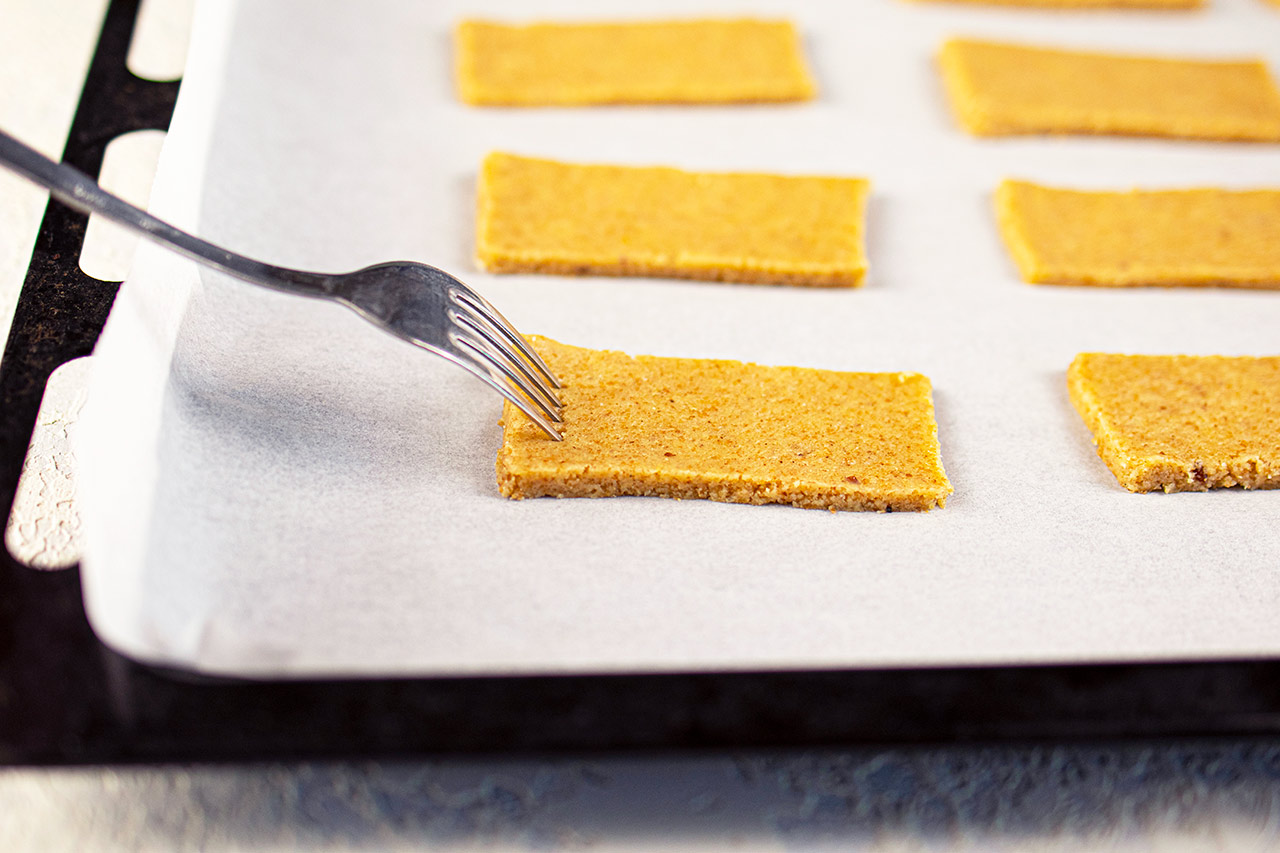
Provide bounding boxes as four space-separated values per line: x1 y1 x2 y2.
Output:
498 337 952 512
476 153 870 287
454 19 816 106
1067 353 1280 493
911 0 1201 6
996 180 1280 288
939 38 1280 141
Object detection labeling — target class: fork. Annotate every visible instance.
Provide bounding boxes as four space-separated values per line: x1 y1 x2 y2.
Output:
0 128 564 439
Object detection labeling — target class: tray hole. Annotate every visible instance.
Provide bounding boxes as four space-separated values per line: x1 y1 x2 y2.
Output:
126 0 193 82
4 357 93 570
79 129 166 283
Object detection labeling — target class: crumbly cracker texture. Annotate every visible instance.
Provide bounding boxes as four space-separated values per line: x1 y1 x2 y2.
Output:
454 18 815 106
498 337 952 512
996 180 1280 288
939 39 1280 141
476 152 870 287
1067 353 1280 493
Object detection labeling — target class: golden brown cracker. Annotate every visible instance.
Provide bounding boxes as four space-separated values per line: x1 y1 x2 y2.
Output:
996 180 1280 288
910 0 1200 7
476 152 870 287
455 19 816 106
939 39 1280 141
1067 353 1280 493
498 337 952 512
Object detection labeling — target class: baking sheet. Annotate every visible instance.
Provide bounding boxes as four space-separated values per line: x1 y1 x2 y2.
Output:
77 0 1280 677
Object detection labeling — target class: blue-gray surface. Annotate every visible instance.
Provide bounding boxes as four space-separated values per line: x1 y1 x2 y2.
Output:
5 741 1280 851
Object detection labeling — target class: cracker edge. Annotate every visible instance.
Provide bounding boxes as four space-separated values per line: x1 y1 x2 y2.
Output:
993 180 1047 283
937 40 997 136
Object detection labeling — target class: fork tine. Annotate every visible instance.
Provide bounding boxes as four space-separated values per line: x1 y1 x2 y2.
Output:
448 286 563 390
451 324 563 425
450 308 563 418
445 339 564 441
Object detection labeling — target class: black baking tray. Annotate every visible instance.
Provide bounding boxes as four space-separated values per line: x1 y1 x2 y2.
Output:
4 0 1280 766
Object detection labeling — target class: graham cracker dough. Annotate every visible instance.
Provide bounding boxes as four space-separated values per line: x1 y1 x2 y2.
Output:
498 337 952 512
939 38 1280 141
996 180 1280 288
454 18 816 106
476 152 870 287
1067 353 1280 493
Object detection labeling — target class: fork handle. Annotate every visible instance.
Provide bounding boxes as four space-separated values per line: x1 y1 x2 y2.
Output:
0 127 333 297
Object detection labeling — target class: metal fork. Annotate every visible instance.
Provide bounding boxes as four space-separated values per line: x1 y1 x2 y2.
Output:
0 128 564 439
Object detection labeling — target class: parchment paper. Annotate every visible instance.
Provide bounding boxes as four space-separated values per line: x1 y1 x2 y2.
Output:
78 0 1280 676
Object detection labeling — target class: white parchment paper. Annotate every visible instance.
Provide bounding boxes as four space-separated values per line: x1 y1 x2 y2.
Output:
78 0 1280 677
